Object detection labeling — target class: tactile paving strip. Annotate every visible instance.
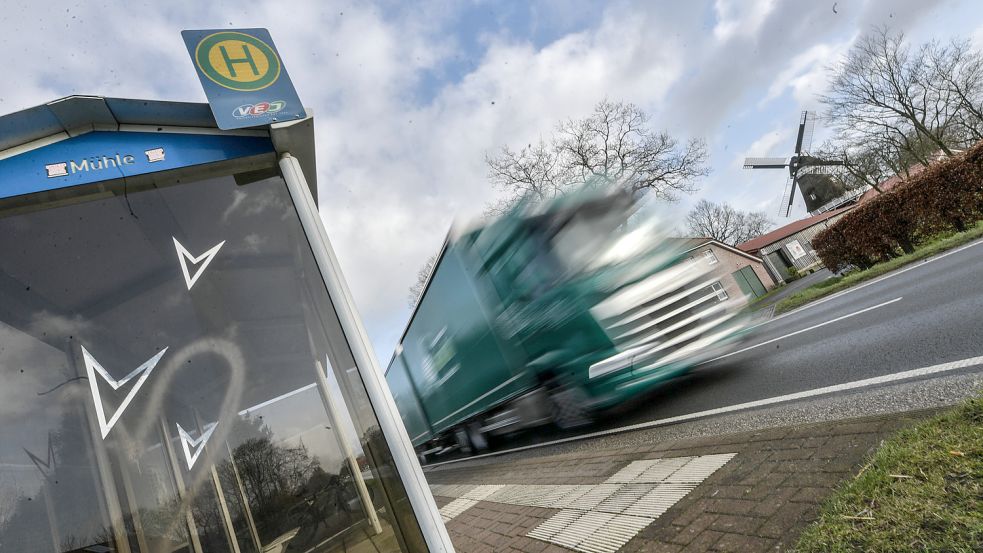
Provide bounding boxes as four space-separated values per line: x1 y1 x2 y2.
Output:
575 512 653 553
525 453 736 553
439 498 477 523
432 453 737 553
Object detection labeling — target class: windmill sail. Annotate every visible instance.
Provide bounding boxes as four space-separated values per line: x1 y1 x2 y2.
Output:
747 110 847 217
743 157 788 169
779 176 795 217
799 112 816 154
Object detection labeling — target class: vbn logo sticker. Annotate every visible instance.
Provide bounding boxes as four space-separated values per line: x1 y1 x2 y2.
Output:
233 100 286 119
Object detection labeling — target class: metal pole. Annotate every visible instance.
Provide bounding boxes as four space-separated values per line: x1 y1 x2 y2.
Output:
118 456 150 553
226 441 263 552
159 417 203 553
193 414 241 553
314 359 383 535
73 344 132 553
208 459 241 552
279 153 454 552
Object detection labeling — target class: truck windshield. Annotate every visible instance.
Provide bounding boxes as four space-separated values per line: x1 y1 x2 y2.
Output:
550 206 662 276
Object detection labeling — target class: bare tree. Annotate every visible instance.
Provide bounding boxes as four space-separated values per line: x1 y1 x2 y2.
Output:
407 253 437 307
928 38 983 143
817 125 943 200
486 139 569 206
486 100 709 212
821 27 968 169
685 200 773 246
818 30 983 200
735 211 774 245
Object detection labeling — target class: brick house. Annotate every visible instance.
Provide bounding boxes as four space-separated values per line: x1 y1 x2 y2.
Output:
672 237 777 305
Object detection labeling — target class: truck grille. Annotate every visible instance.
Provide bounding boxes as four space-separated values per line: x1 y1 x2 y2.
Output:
588 262 739 379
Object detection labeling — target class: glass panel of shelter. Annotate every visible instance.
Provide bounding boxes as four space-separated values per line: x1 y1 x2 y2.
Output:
0 168 425 552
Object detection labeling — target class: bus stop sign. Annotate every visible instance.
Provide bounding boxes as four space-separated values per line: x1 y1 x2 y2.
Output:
182 28 306 130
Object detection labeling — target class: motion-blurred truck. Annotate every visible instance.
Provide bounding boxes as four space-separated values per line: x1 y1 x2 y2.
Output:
385 189 747 459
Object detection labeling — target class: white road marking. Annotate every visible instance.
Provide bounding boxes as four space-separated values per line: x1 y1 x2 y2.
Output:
700 296 903 365
757 236 983 326
435 454 736 553
425 353 983 468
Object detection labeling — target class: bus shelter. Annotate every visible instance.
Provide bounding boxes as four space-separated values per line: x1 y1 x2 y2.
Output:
0 96 452 553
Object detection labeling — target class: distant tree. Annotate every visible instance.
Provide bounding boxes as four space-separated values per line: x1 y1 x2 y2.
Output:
821 27 983 170
486 100 709 213
817 29 983 201
927 37 983 143
685 200 773 245
815 131 938 198
407 253 437 308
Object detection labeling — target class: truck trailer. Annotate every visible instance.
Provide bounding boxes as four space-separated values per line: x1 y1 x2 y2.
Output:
385 189 747 459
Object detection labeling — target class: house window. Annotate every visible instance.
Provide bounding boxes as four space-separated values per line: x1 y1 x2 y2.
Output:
711 281 728 301
704 249 718 265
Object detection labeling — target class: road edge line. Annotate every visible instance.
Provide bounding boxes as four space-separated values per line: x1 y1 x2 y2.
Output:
758 236 983 326
424 354 983 469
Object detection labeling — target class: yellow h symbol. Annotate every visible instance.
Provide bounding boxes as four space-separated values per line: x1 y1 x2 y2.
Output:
219 43 260 77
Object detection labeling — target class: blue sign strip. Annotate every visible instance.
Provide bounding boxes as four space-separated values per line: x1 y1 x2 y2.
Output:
0 131 274 200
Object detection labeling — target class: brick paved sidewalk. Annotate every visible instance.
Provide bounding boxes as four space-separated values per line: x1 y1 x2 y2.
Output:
423 409 936 553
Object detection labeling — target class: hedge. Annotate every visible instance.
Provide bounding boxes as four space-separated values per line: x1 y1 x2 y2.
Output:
813 141 983 272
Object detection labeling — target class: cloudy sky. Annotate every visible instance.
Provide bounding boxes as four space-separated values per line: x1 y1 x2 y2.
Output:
2 0 981 363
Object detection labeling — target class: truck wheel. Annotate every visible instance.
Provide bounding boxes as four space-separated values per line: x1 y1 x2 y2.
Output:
454 427 473 454
549 386 594 430
466 422 489 452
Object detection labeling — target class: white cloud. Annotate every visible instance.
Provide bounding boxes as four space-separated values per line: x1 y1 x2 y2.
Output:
761 39 854 106
312 2 688 356
741 126 793 166
712 0 777 42
0 0 976 363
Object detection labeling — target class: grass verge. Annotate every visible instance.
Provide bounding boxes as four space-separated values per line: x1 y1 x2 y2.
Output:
773 221 983 315
794 394 983 552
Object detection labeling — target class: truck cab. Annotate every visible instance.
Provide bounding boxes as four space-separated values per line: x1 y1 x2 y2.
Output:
387 188 747 458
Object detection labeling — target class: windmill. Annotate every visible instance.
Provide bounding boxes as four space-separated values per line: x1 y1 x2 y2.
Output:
744 111 845 217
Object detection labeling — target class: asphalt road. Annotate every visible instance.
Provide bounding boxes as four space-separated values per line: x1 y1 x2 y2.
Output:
428 238 983 464
608 237 983 424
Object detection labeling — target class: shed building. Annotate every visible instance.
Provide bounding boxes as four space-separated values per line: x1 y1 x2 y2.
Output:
737 206 853 284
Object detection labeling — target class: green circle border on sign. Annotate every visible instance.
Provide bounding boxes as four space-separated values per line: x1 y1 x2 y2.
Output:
194 32 281 92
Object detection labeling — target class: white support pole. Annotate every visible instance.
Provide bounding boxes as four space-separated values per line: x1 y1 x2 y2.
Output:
160 417 203 553
118 459 150 553
195 414 241 553
279 153 455 552
315 359 383 535
226 441 263 552
74 344 132 553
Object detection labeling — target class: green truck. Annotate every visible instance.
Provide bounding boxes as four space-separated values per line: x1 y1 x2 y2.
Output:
385 190 746 459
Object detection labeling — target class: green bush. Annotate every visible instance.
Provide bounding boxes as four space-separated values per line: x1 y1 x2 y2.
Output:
814 141 983 272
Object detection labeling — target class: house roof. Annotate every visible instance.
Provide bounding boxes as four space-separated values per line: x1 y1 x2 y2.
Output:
667 237 712 251
671 236 766 263
736 205 854 254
